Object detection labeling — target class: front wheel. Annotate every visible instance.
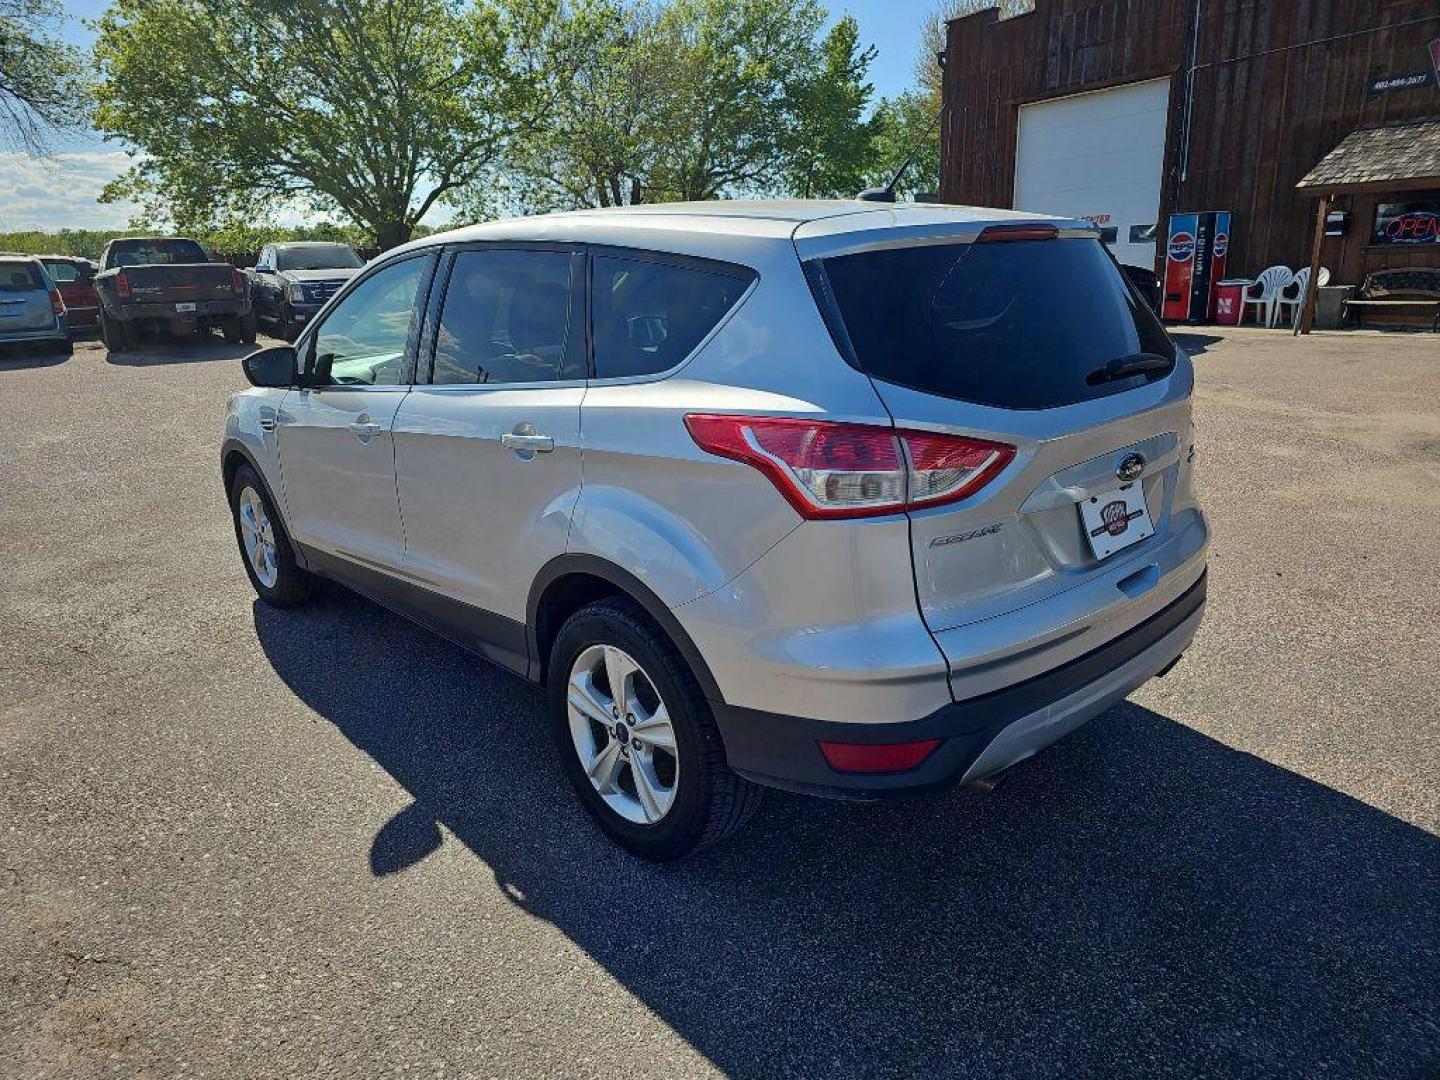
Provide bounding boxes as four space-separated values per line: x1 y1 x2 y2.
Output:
548 598 762 860
228 464 315 607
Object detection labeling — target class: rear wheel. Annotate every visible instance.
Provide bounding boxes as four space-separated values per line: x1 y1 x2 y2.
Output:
548 597 761 860
221 316 244 344
240 309 258 344
228 464 315 607
101 311 129 353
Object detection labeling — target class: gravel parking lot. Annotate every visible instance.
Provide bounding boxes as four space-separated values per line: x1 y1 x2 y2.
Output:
2 326 1437 1079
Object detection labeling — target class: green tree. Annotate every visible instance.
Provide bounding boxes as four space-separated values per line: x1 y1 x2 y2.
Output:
92 0 552 249
0 0 88 153
784 15 876 199
459 0 880 216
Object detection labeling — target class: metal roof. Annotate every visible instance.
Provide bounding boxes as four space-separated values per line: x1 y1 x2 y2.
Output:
1296 117 1440 194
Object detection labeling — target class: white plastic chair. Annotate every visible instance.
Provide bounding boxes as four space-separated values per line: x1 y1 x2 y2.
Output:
1280 266 1330 331
1244 266 1294 328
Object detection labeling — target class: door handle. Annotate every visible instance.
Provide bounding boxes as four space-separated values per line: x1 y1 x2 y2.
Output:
349 416 384 442
501 422 555 456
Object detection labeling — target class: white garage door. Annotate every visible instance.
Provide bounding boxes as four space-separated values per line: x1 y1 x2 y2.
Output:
1014 78 1170 269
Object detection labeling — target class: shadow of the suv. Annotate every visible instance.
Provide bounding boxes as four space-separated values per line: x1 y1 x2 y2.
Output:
253 588 1439 1079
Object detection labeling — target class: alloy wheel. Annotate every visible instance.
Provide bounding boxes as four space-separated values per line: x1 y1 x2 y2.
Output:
237 485 279 588
566 644 679 825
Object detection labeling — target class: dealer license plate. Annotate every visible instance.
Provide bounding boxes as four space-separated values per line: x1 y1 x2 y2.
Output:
1080 484 1154 560
175 302 197 313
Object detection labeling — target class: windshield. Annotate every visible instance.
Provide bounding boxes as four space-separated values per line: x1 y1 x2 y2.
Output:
107 239 209 268
812 237 1176 410
277 244 363 271
0 261 45 292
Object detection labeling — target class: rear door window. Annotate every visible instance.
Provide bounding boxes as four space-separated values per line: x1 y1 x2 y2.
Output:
431 248 583 385
590 254 752 379
811 237 1175 410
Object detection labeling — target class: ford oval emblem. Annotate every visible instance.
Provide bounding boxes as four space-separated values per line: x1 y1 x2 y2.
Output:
1117 452 1146 482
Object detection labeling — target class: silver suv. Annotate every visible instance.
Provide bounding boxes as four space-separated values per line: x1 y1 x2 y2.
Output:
223 200 1207 859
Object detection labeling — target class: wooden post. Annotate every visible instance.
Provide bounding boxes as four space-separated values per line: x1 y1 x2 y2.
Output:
1299 194 1329 335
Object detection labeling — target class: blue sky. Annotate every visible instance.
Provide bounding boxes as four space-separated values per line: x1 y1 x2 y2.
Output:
2 0 933 231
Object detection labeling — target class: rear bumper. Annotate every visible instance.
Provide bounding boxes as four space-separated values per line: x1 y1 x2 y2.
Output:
109 299 250 321
0 323 68 344
712 570 1206 798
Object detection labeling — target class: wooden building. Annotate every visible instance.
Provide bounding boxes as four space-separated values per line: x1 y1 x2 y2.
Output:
938 0 1440 289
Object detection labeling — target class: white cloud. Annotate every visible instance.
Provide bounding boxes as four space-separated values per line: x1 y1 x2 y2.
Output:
0 149 142 230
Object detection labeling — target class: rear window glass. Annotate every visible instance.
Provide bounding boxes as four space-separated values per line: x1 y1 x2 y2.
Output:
0 262 44 292
812 238 1175 410
106 239 208 267
591 255 751 379
41 259 87 283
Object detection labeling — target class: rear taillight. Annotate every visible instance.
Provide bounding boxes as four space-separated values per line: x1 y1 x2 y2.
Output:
230 269 246 295
683 415 1014 520
49 289 65 315
115 272 131 300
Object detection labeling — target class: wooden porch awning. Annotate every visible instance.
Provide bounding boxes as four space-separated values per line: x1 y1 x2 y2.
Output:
1296 117 1440 196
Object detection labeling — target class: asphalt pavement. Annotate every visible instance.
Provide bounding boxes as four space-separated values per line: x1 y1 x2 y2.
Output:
1 326 1437 1078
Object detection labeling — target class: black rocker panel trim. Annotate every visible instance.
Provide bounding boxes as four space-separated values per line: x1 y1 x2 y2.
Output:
298 544 530 678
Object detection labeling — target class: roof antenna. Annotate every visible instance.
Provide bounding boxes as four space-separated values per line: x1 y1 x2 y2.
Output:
857 95 944 203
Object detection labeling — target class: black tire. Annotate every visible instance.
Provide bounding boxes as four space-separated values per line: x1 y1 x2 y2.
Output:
240 309 258 344
228 464 316 608
48 337 73 356
548 597 762 860
101 311 129 353
221 316 243 344
279 308 297 342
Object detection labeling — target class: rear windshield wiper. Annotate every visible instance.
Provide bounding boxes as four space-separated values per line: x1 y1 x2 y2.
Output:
1085 352 1173 386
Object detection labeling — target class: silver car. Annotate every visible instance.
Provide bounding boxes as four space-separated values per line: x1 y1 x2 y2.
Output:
0 256 71 354
223 201 1207 859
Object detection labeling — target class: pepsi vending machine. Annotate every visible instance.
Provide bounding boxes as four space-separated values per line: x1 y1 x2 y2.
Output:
1161 211 1230 322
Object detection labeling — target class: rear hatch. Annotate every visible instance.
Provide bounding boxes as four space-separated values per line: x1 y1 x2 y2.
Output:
0 261 57 331
799 219 1196 645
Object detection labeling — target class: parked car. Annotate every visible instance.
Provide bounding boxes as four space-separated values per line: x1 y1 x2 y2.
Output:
222 200 1209 859
0 255 70 354
38 255 100 330
94 237 256 352
249 241 365 341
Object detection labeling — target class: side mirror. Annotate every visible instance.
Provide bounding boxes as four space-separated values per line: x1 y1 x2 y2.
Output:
242 345 297 387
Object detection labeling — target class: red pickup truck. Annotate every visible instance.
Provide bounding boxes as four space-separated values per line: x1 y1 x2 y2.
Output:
38 256 100 330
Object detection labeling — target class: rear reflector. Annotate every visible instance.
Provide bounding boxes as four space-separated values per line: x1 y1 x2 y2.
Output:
818 739 943 774
975 223 1059 243
684 414 1014 520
